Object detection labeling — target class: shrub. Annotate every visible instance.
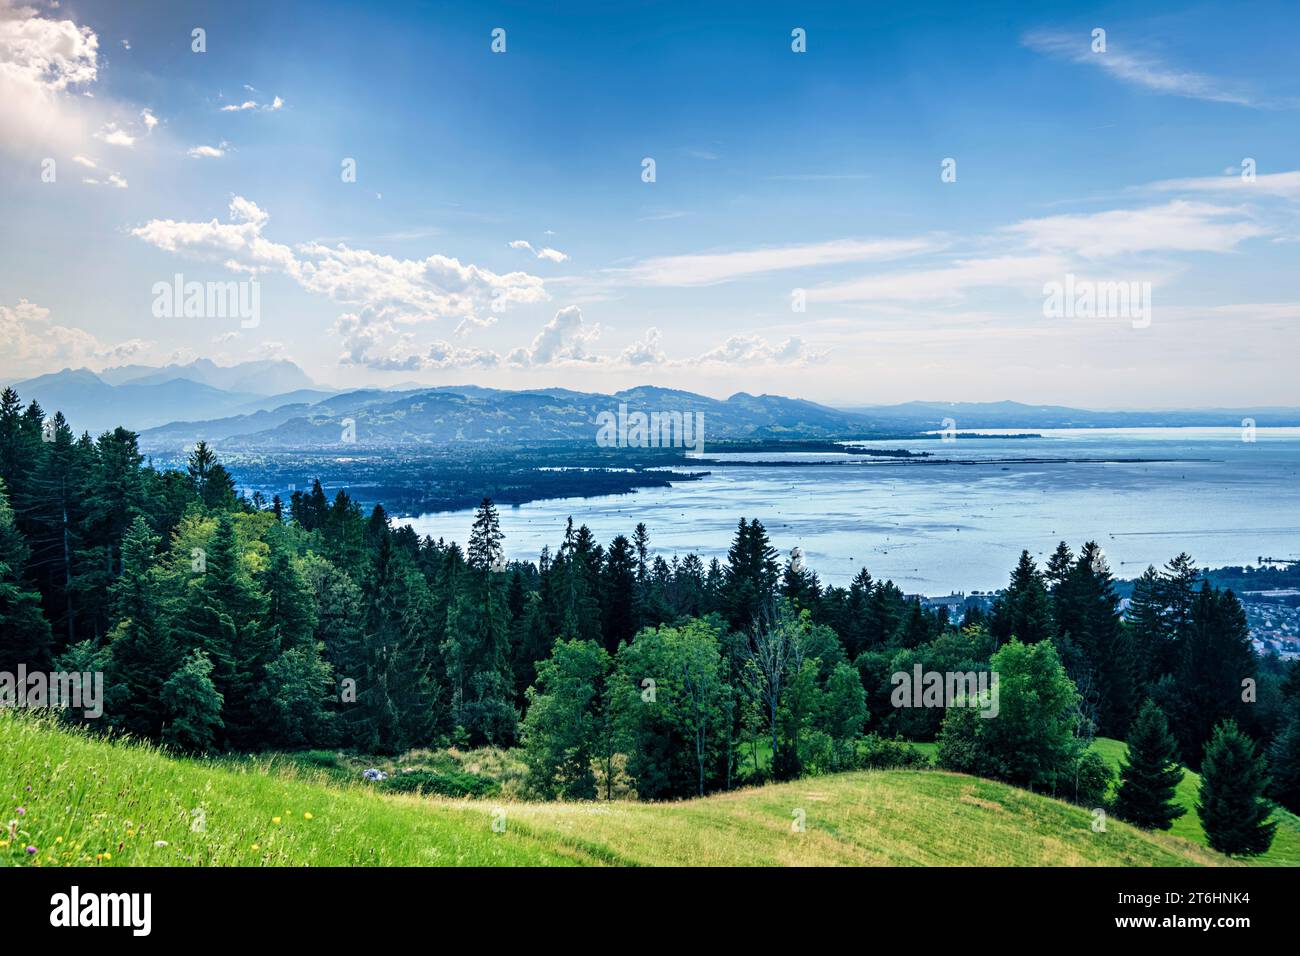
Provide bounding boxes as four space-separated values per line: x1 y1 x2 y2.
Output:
1071 750 1113 808
856 734 930 770
381 768 499 798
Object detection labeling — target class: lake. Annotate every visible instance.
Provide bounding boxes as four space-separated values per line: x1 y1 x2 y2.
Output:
397 428 1300 593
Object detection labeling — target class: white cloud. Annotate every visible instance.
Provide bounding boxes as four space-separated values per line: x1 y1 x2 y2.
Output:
140 107 157 131
0 299 151 378
187 142 227 158
132 195 295 274
507 305 600 366
509 239 569 263
135 197 550 362
1023 30 1254 106
94 122 134 147
220 93 284 112
613 237 939 287
1146 169 1300 199
620 327 667 366
811 254 1069 304
71 153 95 167
690 334 827 367
1004 200 1264 259
0 3 98 92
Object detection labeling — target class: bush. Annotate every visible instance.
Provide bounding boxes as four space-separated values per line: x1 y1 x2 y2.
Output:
381 768 500 798
1070 750 1113 808
856 734 930 770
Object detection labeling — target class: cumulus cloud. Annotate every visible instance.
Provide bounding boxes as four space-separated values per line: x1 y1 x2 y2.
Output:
94 122 134 147
690 334 827 367
0 298 151 377
0 0 100 156
131 195 296 274
620 327 668 366
187 141 227 158
509 239 569 263
136 196 550 365
506 305 600 366
334 307 825 373
220 91 284 112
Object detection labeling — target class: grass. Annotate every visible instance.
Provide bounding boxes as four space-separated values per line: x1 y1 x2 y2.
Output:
1089 736 1300 867
1 713 1237 867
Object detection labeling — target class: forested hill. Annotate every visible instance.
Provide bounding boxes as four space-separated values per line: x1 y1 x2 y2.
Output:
0 387 1295 860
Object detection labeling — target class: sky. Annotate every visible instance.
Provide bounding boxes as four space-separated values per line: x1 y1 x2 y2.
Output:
1 0 1298 408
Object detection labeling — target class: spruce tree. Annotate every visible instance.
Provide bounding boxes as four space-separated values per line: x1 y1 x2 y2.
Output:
1114 700 1186 830
1197 719 1277 856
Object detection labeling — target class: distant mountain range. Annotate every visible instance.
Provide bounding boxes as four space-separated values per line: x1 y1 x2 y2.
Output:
138 385 878 450
6 361 331 434
5 361 1297 447
840 400 1300 429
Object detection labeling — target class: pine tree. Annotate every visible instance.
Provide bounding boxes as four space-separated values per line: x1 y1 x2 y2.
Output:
1197 719 1277 856
1114 700 1186 830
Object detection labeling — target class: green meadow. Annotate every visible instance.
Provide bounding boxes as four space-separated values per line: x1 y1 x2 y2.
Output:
1 713 1261 867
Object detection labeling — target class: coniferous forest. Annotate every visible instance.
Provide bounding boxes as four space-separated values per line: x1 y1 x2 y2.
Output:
3 386 1298 857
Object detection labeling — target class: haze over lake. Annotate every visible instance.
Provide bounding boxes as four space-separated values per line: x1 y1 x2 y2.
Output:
397 428 1300 593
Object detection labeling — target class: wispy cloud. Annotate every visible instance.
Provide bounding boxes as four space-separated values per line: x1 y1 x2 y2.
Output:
611 237 941 287
1145 169 1300 199
1023 29 1256 106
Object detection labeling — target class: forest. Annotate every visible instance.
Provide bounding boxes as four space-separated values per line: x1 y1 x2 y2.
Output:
1 386 1297 855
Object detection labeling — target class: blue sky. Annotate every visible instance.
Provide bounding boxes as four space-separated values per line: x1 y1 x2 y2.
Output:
2 0 1298 406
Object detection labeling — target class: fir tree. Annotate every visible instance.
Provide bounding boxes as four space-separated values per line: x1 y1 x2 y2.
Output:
1114 700 1186 830
1197 719 1277 856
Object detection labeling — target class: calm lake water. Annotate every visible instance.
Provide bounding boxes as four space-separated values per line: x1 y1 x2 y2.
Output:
398 428 1300 593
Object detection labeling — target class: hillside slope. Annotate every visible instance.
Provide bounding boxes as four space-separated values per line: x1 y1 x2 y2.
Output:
1 716 1232 867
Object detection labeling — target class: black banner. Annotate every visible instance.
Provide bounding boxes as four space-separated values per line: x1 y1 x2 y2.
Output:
0 866 1283 941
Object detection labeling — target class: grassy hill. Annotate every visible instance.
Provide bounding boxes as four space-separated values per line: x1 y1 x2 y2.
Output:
1 715 1234 867
1089 737 1300 867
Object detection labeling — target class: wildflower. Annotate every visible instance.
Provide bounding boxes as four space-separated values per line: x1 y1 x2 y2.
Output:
303 812 314 820
154 840 168 848
272 816 282 825
0 840 8 848
54 836 62 844
251 843 260 851
25 846 37 854
15 807 24 816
